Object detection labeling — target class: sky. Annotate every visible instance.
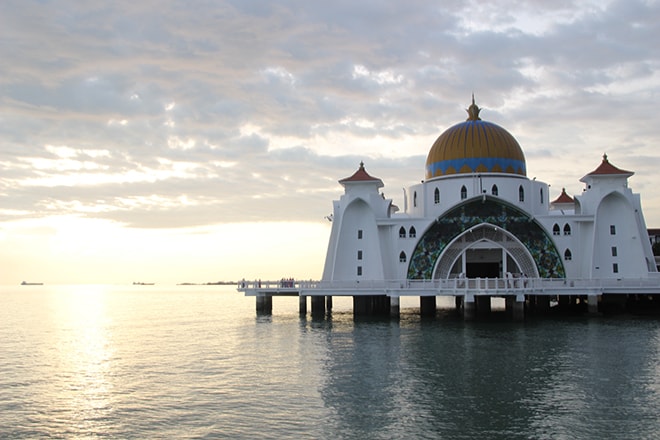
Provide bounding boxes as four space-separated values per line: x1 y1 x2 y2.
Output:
2 0 660 285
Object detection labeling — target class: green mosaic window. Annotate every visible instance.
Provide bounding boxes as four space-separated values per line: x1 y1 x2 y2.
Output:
407 197 565 279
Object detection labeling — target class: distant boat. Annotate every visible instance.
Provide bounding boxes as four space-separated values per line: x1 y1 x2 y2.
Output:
133 282 155 285
21 281 43 285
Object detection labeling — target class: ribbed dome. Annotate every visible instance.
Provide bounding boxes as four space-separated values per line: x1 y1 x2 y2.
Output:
425 98 526 179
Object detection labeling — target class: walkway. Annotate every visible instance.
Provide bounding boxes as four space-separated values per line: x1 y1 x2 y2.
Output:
237 276 660 297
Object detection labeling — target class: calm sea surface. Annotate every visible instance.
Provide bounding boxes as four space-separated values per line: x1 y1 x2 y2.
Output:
2 284 660 439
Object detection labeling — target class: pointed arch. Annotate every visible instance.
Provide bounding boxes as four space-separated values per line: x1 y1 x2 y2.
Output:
407 197 565 279
432 223 539 280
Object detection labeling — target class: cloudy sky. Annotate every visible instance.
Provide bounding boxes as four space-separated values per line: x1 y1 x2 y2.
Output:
2 0 660 284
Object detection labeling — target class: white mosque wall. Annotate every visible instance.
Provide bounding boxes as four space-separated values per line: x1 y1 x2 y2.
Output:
406 174 550 220
322 164 657 284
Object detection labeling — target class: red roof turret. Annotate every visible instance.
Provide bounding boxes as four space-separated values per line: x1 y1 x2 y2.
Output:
339 161 383 185
586 154 633 176
551 188 574 205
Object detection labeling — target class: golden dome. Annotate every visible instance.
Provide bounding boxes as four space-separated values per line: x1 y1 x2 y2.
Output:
425 98 526 179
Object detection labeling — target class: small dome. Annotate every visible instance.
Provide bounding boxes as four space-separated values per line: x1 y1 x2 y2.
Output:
425 98 526 179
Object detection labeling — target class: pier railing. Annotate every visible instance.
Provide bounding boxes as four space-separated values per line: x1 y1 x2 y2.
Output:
237 276 660 297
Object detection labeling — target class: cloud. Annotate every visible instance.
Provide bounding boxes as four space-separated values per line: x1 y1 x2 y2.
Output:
1 0 660 235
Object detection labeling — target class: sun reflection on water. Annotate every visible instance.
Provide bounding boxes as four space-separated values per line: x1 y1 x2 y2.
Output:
51 285 115 433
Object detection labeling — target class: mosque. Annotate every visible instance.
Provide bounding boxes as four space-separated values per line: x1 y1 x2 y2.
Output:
240 98 660 319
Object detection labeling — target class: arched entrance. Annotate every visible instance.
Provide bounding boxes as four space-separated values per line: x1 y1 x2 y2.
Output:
407 197 565 280
432 224 539 280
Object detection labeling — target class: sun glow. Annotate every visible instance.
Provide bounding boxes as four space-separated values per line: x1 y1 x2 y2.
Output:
0 216 329 285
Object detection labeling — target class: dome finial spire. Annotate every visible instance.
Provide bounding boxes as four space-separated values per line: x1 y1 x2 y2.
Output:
466 94 481 121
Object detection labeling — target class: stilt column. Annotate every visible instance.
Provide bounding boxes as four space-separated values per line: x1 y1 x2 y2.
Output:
588 295 599 315
476 295 491 317
311 295 325 317
463 295 475 320
390 296 400 318
420 296 436 317
534 295 551 314
299 295 307 315
256 295 272 315
353 295 391 316
513 294 525 321
455 295 463 311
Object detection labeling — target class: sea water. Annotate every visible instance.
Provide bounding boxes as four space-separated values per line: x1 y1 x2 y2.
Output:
2 284 660 439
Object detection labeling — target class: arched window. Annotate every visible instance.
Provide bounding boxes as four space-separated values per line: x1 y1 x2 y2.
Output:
553 224 560 236
399 251 407 263
519 185 525 202
460 186 467 200
491 184 498 196
434 188 440 204
564 249 572 261
409 226 416 238
563 224 571 236
399 226 406 238
540 188 544 204
413 191 417 207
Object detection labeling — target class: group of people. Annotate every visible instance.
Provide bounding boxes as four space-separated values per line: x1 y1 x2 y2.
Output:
280 278 296 288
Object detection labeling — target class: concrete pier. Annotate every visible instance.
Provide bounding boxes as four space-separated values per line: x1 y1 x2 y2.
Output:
529 295 551 315
299 295 307 315
463 296 476 320
311 296 326 317
390 296 400 318
455 296 463 311
239 277 660 320
420 296 436 317
600 294 627 314
256 295 272 314
354 295 391 316
505 295 525 321
588 294 599 315
475 295 491 318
